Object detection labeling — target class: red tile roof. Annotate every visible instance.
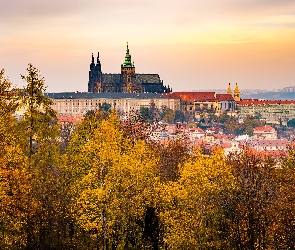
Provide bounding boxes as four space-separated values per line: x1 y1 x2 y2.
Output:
216 94 234 101
164 92 217 101
58 116 83 123
238 100 295 105
253 125 275 132
189 127 205 133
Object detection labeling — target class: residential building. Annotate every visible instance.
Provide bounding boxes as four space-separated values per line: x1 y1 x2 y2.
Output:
252 139 288 152
253 125 277 140
237 99 295 124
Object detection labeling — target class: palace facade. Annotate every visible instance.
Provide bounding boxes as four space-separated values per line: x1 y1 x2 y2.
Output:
88 43 171 93
46 92 180 117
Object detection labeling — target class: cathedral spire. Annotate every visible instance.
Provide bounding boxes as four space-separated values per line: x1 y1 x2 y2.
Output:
90 52 95 70
97 52 100 63
121 42 134 68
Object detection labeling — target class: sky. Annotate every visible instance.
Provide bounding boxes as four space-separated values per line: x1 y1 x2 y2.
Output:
1 0 295 92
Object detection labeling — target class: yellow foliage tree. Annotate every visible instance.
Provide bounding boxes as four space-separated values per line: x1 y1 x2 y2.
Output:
69 112 161 249
0 71 31 248
160 148 235 249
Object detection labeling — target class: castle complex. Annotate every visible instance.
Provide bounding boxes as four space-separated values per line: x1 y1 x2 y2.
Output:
88 43 171 93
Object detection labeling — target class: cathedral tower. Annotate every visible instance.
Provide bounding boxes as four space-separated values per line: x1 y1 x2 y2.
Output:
120 42 142 93
88 52 102 92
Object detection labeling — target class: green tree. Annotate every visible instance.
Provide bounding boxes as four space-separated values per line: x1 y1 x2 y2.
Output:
140 106 151 122
174 110 185 122
287 118 295 127
99 102 112 112
163 108 175 123
19 63 56 156
18 64 67 249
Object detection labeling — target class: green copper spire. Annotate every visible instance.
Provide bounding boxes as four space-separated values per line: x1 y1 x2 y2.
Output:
121 42 134 68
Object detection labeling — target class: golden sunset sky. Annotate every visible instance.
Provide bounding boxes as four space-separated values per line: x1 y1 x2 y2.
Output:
1 0 295 92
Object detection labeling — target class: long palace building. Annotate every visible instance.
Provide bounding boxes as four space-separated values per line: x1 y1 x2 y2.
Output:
88 43 171 93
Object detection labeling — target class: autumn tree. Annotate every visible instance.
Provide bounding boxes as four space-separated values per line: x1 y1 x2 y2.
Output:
225 148 280 249
67 112 161 249
0 69 19 115
17 64 67 249
152 140 190 182
0 70 31 249
160 148 235 249
273 146 295 249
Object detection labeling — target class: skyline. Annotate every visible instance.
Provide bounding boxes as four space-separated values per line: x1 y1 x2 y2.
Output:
1 0 295 92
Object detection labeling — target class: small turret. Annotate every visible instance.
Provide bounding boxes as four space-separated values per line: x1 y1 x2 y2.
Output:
234 83 240 101
227 83 232 95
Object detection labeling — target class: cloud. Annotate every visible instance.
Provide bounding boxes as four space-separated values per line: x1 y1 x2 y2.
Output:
0 0 98 28
220 0 295 18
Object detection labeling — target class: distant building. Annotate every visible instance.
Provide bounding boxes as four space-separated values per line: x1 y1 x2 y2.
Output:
237 99 295 124
88 43 171 94
216 93 236 111
253 125 277 140
46 92 180 117
164 90 239 121
188 127 205 140
282 86 295 92
165 92 220 121
252 139 288 152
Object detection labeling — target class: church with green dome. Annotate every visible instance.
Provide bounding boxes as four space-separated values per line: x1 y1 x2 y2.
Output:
88 43 171 93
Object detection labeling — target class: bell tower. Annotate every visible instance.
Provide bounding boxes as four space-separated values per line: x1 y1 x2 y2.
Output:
227 83 232 95
120 42 142 93
95 52 103 92
88 52 103 92
234 83 240 101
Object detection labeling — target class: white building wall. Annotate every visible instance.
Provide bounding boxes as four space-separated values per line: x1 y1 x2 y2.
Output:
51 97 180 117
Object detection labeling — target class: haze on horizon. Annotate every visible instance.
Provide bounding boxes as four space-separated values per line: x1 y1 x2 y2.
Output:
1 0 295 92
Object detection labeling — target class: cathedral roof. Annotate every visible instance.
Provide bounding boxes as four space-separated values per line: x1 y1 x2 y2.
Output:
101 73 162 85
102 74 121 84
136 74 161 84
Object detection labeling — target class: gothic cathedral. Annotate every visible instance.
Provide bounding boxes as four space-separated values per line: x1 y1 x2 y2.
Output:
88 43 171 93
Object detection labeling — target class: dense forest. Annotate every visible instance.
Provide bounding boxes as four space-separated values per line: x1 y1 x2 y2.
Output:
1 65 295 249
